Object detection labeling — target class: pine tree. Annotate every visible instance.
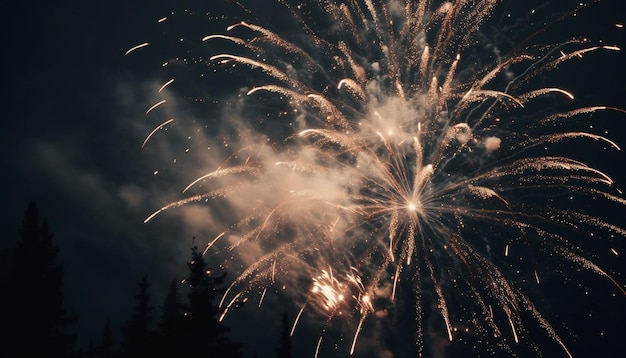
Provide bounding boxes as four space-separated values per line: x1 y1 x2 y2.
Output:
1 202 77 357
276 312 293 358
158 278 184 357
99 319 114 358
120 275 156 357
87 339 96 358
181 240 242 357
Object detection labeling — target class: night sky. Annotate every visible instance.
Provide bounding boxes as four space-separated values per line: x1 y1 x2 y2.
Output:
1 1 625 357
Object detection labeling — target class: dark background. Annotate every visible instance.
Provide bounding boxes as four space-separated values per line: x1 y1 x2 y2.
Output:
1 0 624 357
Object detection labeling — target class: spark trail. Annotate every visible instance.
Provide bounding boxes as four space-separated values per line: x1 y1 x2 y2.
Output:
130 1 625 356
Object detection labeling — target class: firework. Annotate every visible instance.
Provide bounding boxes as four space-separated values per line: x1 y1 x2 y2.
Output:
130 1 625 356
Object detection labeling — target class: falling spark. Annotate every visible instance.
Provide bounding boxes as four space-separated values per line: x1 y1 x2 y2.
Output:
202 232 226 255
291 303 306 336
259 288 267 307
125 42 149 55
158 79 175 93
145 100 166 115
142 118 174 148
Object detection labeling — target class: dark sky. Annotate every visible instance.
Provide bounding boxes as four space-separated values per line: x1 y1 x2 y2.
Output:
1 0 203 348
1 1 625 357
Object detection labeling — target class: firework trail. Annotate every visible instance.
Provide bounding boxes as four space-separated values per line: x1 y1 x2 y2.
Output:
130 0 625 356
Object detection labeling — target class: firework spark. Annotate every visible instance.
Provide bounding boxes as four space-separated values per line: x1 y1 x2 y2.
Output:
132 1 625 356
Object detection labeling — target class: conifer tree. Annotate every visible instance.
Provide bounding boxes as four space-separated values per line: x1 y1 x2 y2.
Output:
1 202 77 357
99 319 114 358
120 275 156 357
87 340 96 358
276 312 293 358
182 240 242 357
158 278 184 357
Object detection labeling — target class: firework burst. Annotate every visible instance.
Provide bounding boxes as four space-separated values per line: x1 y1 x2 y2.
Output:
130 0 625 356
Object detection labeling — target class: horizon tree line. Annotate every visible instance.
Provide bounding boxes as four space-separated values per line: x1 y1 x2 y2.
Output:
0 202 293 358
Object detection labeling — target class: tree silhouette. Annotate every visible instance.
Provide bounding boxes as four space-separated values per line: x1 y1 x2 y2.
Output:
120 275 157 357
86 340 96 358
99 319 114 358
158 278 184 357
181 240 242 357
1 202 77 357
276 312 293 358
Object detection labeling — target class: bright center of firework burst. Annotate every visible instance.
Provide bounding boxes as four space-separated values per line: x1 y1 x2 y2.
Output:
407 201 418 212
